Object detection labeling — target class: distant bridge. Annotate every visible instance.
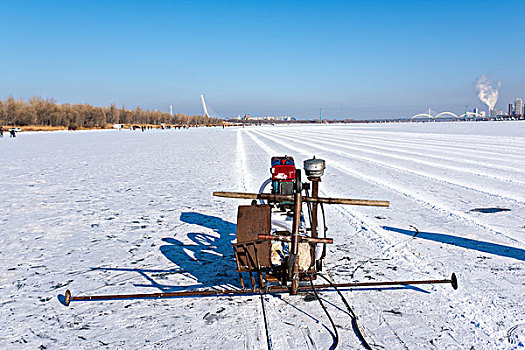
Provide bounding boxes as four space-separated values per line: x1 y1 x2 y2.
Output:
411 111 485 120
201 94 220 119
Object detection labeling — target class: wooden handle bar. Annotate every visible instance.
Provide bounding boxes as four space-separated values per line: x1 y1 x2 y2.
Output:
213 191 390 207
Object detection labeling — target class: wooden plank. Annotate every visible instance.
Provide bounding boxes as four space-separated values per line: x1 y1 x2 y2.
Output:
236 204 272 268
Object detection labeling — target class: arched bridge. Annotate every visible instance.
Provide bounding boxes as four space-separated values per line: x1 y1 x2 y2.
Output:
411 111 485 120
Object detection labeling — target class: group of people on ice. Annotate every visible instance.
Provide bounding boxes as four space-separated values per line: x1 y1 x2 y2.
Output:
0 128 17 137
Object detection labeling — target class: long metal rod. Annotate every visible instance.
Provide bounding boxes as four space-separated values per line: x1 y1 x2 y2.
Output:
258 234 333 244
213 191 390 207
291 192 302 256
64 274 457 306
311 179 319 236
289 191 302 294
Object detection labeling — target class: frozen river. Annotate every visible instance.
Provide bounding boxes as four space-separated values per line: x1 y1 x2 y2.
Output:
1 121 524 349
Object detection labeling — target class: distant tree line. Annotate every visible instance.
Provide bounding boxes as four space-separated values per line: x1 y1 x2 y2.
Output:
0 97 220 128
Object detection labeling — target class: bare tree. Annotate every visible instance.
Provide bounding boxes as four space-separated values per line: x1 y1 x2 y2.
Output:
1 96 219 128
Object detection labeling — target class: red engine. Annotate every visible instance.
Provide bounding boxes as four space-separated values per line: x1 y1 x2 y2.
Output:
271 156 296 197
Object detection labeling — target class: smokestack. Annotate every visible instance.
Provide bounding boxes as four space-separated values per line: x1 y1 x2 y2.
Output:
476 75 501 112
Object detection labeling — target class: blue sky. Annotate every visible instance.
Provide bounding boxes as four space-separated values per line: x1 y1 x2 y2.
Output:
1 0 524 119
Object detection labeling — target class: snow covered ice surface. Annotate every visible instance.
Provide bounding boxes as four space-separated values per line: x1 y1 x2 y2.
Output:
0 121 524 349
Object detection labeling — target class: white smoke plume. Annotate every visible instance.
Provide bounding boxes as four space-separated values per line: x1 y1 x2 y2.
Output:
476 75 501 110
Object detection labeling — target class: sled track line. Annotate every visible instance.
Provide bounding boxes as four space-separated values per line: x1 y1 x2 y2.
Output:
322 128 525 153
255 129 525 205
281 129 525 177
271 130 525 187
308 128 525 162
245 131 279 158
237 130 251 192
250 130 521 245
255 128 524 240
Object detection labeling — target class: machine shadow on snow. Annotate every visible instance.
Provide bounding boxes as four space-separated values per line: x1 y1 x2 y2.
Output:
383 226 525 262
62 212 239 300
158 212 240 291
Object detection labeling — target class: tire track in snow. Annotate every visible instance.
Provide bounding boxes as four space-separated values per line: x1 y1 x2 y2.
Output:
313 128 525 162
250 129 522 245
256 129 525 205
284 129 525 177
311 126 525 156
236 129 251 192
327 128 525 154
268 130 525 200
307 126 525 161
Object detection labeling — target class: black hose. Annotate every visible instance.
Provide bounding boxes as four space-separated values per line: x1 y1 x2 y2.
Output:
259 292 272 350
309 275 339 350
317 273 373 350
